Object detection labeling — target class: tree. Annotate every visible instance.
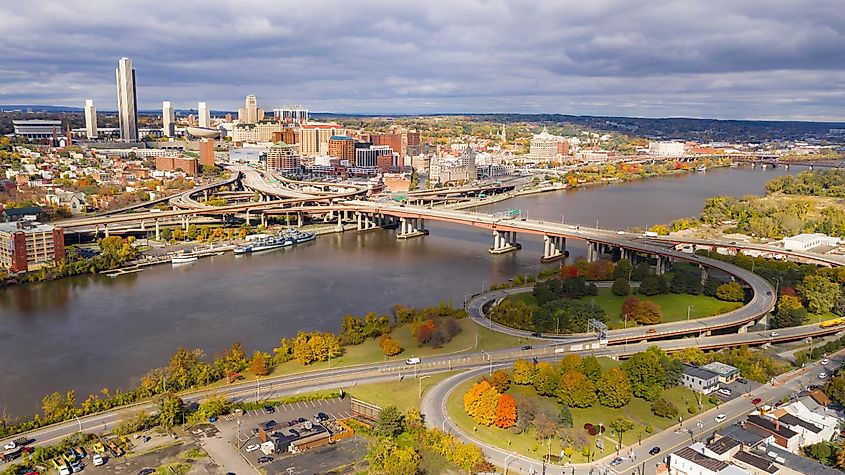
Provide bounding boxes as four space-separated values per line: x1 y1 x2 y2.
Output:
633 301 662 325
771 306 807 329
494 394 517 429
489 370 511 393
559 404 573 428
611 277 631 296
639 274 667 295
379 335 402 356
367 440 421 475
623 350 666 400
631 262 652 281
596 368 632 408
715 282 745 302
413 319 438 345
609 417 634 448
582 356 602 382
463 380 500 426
651 398 679 419
674 347 709 366
559 354 583 374
533 362 560 397
249 351 270 376
613 259 633 280
377 405 405 437
622 296 640 322
513 359 536 385
826 376 845 407
193 394 232 422
557 370 597 408
798 275 842 314
157 392 185 428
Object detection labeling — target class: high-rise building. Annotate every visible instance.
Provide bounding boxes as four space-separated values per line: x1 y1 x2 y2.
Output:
355 145 392 168
529 126 565 160
84 100 98 139
237 95 264 124
373 133 403 159
266 142 300 172
273 106 309 124
162 101 175 137
300 123 347 156
115 57 138 141
328 136 356 162
0 221 65 273
406 131 421 156
198 102 210 128
199 139 215 168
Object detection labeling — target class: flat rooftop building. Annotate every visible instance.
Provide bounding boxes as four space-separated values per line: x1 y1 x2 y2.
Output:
0 221 65 273
12 120 62 140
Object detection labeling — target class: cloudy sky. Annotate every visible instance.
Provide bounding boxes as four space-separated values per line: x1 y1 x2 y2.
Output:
1 0 844 120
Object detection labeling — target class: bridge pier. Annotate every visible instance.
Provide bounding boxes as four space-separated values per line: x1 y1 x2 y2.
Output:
356 212 380 231
261 213 266 227
655 255 670 275
397 217 427 239
183 215 189 232
104 224 109 237
541 235 565 262
155 219 161 240
699 265 708 284
245 210 251 226
737 325 747 334
297 213 304 228
586 241 598 262
490 230 520 255
140 220 145 231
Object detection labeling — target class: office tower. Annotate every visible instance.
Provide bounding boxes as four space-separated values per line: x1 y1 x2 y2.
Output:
198 101 210 128
162 101 175 137
273 106 309 124
237 95 263 124
84 100 97 139
115 57 138 141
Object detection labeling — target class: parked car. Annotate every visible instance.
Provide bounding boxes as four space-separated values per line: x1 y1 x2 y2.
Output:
245 444 260 453
92 454 105 466
257 456 273 464
714 414 726 423
208 416 218 423
821 358 830 365
649 447 661 456
737 378 748 384
752 397 762 405
819 372 828 379
138 469 156 475
297 417 306 424
317 412 329 421
264 405 276 414
2 442 16 451
718 388 732 396
610 457 624 466
521 345 533 350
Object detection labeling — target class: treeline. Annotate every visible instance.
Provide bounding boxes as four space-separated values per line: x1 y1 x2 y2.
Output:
766 170 845 199
12 236 138 285
0 302 467 440
674 346 791 383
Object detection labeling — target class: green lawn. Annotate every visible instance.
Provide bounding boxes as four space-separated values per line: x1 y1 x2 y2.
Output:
505 287 742 329
446 366 714 463
347 371 459 413
200 318 528 391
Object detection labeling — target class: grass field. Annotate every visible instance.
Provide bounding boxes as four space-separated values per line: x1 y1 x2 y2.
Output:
346 371 459 413
201 318 528 390
505 287 742 329
446 366 714 463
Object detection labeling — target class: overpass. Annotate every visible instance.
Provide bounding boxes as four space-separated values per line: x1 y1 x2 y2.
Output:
649 235 845 267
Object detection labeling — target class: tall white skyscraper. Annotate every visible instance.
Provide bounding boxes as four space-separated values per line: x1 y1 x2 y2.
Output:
84 99 98 139
198 101 210 128
237 95 264 124
162 101 175 137
115 57 138 141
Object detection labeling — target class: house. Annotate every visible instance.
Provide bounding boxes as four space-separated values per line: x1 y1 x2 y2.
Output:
668 443 751 475
45 190 86 215
702 362 741 384
782 401 839 445
745 415 801 453
1 206 42 222
732 450 779 474
808 390 831 408
682 365 720 394
775 412 824 447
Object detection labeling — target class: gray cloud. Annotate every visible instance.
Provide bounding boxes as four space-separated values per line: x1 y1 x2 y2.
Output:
1 0 844 120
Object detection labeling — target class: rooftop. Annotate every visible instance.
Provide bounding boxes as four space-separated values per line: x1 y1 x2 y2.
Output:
784 233 828 243
0 221 56 234
746 415 798 439
778 413 822 434
684 365 720 380
673 445 730 472
707 436 741 455
733 450 778 474
702 362 741 376
718 424 770 447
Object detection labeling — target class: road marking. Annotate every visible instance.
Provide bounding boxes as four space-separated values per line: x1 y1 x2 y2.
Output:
310 401 316 407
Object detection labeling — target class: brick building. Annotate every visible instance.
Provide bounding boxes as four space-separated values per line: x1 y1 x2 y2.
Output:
155 156 198 176
0 221 65 273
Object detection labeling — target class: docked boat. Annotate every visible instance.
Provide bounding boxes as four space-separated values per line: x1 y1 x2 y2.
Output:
251 235 294 252
696 165 707 172
233 244 252 255
171 254 198 264
286 229 316 244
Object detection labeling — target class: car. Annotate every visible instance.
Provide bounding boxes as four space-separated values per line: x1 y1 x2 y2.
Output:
616 230 625 235
92 454 105 466
257 456 273 464
809 384 820 390
251 428 260 436
775 401 783 407
297 417 306 424
208 416 218 423
714 414 726 423
521 345 533 350
718 388 732 396
317 412 329 421
288 420 297 427
70 461 83 472
819 372 828 379
821 358 830 365
2 442 16 451
646 328 657 334
649 447 661 456
766 291 772 295
264 405 276 413
738 378 748 385
245 444 260 453
752 397 762 405
59 467 71 475
405 357 421 365
610 457 624 466
530 332 542 337
770 331 779 337
139 469 157 475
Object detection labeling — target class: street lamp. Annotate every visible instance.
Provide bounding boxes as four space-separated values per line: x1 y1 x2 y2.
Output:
687 305 694 321
419 375 431 398
504 452 517 475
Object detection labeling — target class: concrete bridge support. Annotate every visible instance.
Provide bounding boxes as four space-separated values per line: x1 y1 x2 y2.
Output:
297 213 304 228
245 210 251 226
586 241 598 262
541 235 565 262
490 230 520 255
155 219 161 240
356 212 380 232
655 255 671 275
104 224 109 237
700 265 708 284
397 217 427 239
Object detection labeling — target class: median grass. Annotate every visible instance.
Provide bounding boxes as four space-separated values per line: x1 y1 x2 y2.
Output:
346 371 459 413
505 287 742 328
446 364 714 464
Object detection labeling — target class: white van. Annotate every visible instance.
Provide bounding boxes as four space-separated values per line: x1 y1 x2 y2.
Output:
405 357 421 365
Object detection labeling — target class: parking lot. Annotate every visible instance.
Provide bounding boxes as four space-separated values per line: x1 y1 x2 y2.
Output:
714 378 763 402
214 397 354 470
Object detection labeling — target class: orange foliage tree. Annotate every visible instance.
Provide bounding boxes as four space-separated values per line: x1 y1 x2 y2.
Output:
379 334 402 356
494 394 517 428
413 319 438 345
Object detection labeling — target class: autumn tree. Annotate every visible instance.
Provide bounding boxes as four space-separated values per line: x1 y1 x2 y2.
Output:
674 347 710 366
533 362 560 396
513 359 536 385
559 354 583 373
716 282 745 302
464 380 501 425
556 370 597 408
489 370 511 393
379 334 402 356
367 440 421 475
621 296 641 322
634 300 663 325
249 351 271 376
596 368 632 408
494 394 517 429
413 319 438 345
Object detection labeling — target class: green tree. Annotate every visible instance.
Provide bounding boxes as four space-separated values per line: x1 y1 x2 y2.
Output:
825 376 845 407
622 351 666 400
157 392 185 428
596 368 632 408
611 277 631 296
651 398 679 419
612 259 633 280
533 362 560 396
639 274 667 296
609 417 634 448
631 262 652 281
715 282 745 302
798 275 842 315
377 405 405 437
582 355 602 382
559 404 573 428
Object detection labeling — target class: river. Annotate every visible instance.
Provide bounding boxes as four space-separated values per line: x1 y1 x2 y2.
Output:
0 165 793 417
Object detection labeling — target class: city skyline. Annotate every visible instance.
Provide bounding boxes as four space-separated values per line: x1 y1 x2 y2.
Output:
1 0 844 121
